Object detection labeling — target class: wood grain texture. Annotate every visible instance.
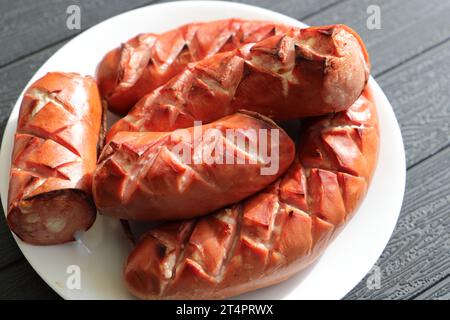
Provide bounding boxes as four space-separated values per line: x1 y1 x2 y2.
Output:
0 0 157 67
228 0 342 19
0 217 22 271
0 259 59 299
345 148 450 300
303 0 450 76
0 0 449 300
375 40 450 168
0 43 64 142
414 275 450 300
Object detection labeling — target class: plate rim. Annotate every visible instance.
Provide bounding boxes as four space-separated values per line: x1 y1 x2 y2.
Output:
0 0 406 300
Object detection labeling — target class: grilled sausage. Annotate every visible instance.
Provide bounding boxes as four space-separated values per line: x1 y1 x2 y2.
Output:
7 72 103 245
93 111 295 221
107 24 369 141
97 19 294 115
123 86 379 299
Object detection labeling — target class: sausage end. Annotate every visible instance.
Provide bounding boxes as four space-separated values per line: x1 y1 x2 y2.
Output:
7 189 96 245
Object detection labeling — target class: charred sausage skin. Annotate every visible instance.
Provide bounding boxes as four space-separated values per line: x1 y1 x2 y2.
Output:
97 19 295 115
94 111 295 221
124 87 379 299
107 24 369 140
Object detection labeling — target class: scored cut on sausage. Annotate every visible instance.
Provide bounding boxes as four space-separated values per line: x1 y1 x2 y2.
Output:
107 24 369 140
7 72 103 245
93 111 295 221
123 86 379 299
97 19 295 115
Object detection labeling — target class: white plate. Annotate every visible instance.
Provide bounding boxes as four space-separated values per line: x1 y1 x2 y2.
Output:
0 1 406 300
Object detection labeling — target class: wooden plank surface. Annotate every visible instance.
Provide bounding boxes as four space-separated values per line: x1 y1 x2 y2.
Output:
303 0 450 76
0 0 449 300
0 0 344 67
0 260 59 300
369 40 450 168
0 0 157 67
0 43 64 141
229 0 343 19
414 275 450 300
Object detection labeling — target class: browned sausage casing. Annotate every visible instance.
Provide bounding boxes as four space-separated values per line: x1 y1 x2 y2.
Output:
97 19 294 115
93 111 295 221
107 24 369 141
7 72 103 245
124 87 379 299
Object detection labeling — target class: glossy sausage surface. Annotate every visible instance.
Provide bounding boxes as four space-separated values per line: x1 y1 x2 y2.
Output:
97 19 294 115
7 72 103 245
124 87 379 299
108 24 370 140
94 111 295 221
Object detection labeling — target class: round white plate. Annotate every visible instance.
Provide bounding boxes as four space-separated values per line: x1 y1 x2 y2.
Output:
0 1 405 300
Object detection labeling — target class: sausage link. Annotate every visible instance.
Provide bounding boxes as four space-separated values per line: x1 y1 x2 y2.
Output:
97 19 294 115
123 87 379 299
7 72 103 245
107 24 370 140
93 111 295 221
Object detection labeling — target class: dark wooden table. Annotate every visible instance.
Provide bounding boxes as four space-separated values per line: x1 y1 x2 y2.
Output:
0 0 449 300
